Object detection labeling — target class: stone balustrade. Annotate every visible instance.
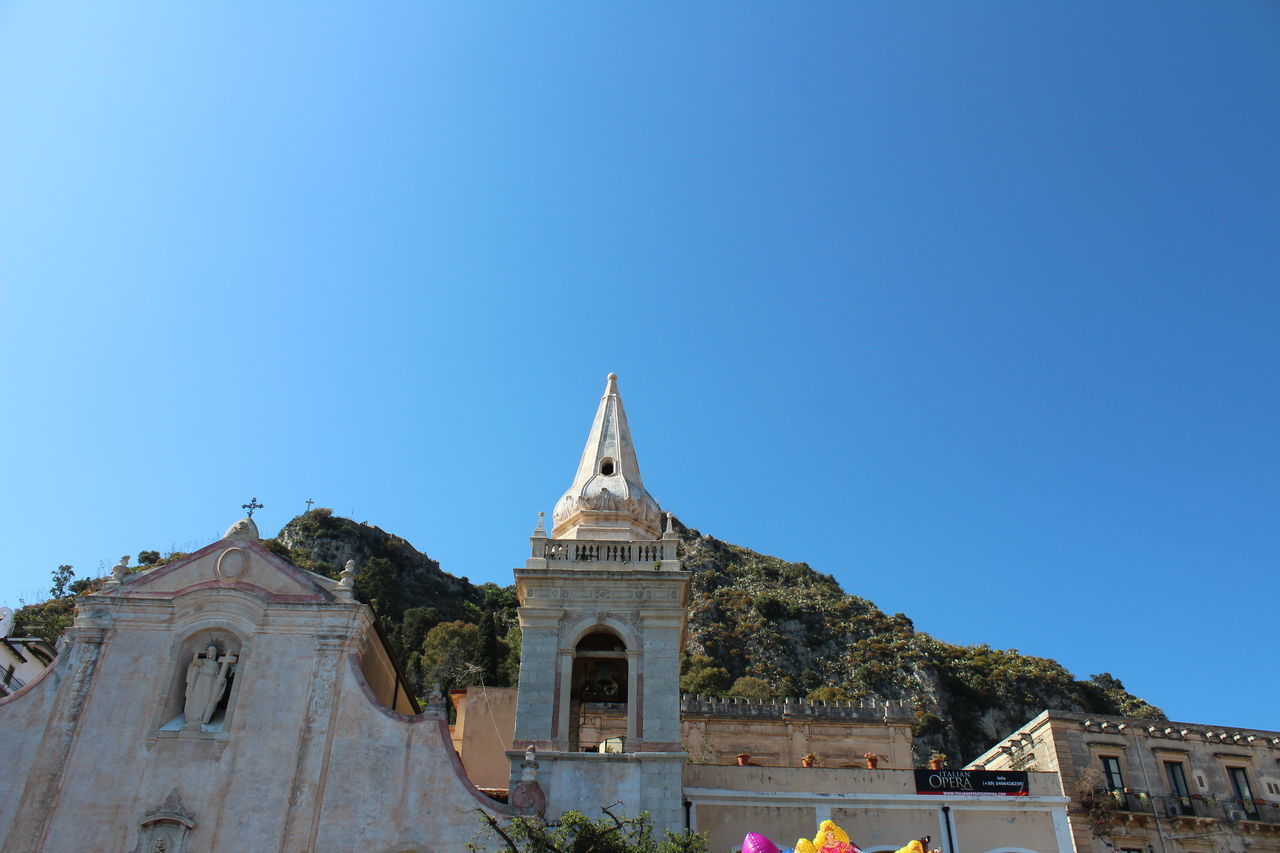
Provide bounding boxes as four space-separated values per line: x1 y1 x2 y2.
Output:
534 539 677 564
680 693 914 722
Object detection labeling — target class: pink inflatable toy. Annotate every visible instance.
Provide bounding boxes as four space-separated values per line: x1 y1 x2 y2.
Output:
743 832 783 853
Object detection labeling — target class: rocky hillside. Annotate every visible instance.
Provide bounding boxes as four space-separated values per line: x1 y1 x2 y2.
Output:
16 508 1161 763
266 509 520 695
267 510 1161 763
672 519 1162 762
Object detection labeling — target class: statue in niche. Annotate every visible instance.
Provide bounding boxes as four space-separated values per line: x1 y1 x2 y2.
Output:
182 644 237 728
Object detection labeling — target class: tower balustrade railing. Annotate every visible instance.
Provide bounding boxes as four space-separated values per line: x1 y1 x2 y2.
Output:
535 539 677 564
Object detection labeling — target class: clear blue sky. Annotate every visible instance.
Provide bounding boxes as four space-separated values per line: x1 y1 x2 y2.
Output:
2 3 1276 732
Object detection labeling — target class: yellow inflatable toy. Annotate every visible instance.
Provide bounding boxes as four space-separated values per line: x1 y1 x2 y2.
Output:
811 820 861 853
793 840 818 853
894 842 925 853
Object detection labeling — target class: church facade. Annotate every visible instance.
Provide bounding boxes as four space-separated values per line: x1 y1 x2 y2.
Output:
0 374 1073 853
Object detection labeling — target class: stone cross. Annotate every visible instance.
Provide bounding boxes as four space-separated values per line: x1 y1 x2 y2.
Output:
241 497 264 519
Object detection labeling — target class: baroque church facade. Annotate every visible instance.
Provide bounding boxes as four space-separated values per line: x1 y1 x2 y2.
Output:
0 375 1073 853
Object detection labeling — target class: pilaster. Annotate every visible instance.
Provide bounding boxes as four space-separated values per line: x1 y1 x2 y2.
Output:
4 626 107 853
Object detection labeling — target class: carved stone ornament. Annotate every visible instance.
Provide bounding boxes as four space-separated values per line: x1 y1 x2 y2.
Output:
510 748 547 816
132 788 196 853
214 547 247 581
222 517 259 541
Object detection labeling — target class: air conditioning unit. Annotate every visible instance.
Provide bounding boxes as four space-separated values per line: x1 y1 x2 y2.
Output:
1226 808 1245 822
1165 802 1180 819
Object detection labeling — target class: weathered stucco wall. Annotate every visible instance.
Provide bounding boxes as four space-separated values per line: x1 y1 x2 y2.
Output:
0 537 517 853
454 686 518 791
0 647 72 845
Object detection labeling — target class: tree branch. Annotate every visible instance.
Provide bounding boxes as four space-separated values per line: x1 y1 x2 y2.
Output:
599 802 628 834
474 808 520 853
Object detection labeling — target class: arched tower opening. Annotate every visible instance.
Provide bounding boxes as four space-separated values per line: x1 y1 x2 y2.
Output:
568 630 629 751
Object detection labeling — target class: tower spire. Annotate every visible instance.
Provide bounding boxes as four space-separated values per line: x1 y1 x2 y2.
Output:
552 373 662 540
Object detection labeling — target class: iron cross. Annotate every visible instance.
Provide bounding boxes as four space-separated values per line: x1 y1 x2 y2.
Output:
242 497 264 519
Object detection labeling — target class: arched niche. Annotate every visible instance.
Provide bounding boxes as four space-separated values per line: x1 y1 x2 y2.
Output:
564 628 632 751
572 631 629 703
153 625 247 737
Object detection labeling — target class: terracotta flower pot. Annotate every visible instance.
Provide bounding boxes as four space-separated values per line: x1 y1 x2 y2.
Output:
929 758 944 770
736 753 751 766
802 758 815 768
865 756 879 769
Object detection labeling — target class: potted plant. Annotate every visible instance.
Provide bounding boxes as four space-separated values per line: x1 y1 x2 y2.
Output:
929 753 947 770
801 753 819 768
864 752 881 769
736 753 751 766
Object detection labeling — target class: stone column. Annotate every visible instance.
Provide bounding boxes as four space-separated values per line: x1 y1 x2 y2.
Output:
4 626 107 853
512 618 560 744
638 616 682 747
555 649 574 744
626 649 642 743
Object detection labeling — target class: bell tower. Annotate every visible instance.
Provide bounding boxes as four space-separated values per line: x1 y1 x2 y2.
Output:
510 373 690 830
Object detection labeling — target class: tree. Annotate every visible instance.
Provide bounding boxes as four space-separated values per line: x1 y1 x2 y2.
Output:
13 597 76 642
137 550 161 565
411 620 482 693
1088 672 1166 720
679 655 731 695
354 557 406 623
727 676 773 700
50 564 75 599
807 686 849 703
500 624 523 687
475 611 501 685
468 803 707 853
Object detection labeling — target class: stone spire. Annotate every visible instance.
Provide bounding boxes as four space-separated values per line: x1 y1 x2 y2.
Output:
552 373 662 540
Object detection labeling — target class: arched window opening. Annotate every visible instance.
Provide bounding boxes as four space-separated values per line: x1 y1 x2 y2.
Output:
599 458 616 476
569 631 628 751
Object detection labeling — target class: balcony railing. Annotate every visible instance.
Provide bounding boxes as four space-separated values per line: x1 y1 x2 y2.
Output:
536 539 675 564
1104 792 1280 825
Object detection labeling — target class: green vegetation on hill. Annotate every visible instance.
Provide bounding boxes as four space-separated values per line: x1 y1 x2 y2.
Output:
674 519 1163 762
267 509 520 697
10 509 1161 763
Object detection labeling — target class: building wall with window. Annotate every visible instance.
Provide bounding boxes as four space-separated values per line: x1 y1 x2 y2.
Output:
970 710 1280 853
0 635 56 699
